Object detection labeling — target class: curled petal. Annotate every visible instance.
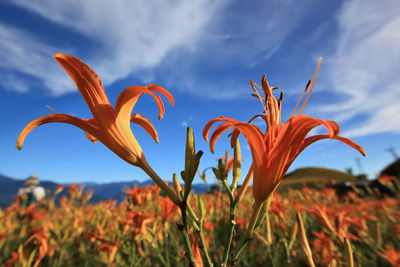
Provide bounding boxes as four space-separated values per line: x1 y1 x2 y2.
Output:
17 114 101 150
203 116 240 142
209 123 234 153
114 86 164 122
275 115 339 159
147 84 175 106
265 116 330 180
130 114 159 143
114 86 164 155
230 123 266 169
248 114 268 125
314 119 340 137
298 135 366 157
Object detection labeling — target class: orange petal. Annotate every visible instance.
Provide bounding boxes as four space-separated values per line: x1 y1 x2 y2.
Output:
130 113 159 143
203 116 240 142
114 86 164 158
53 54 114 121
17 114 101 150
276 115 338 156
314 119 340 137
230 123 266 169
298 134 366 157
84 131 98 143
83 118 99 143
209 123 234 153
114 86 164 123
146 84 175 106
265 115 327 179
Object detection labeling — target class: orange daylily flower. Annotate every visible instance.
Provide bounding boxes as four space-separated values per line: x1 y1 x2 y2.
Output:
17 53 172 167
5 252 18 267
17 53 180 205
190 233 204 267
157 197 179 223
203 59 366 207
379 243 400 266
307 206 337 235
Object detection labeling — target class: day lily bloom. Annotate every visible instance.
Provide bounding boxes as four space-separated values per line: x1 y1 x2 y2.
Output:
203 59 366 230
17 53 180 205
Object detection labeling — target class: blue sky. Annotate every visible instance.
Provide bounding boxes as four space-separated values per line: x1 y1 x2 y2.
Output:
1 0 399 184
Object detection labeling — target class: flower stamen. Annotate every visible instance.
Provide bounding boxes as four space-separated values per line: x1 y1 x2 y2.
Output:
298 57 322 115
291 79 311 118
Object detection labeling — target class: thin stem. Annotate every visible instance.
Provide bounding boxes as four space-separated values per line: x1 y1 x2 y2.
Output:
230 200 266 265
199 221 213 267
222 205 236 266
180 203 196 266
231 237 250 266
221 179 237 266
141 160 181 205
245 200 264 238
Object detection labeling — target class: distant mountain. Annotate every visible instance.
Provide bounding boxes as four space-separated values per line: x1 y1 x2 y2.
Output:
0 174 208 207
0 166 377 207
84 180 155 202
0 174 58 207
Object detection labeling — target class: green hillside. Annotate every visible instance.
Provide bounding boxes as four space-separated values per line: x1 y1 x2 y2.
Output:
277 167 357 192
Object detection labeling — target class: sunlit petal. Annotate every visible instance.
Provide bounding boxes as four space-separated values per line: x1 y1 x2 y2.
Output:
230 123 266 169
130 114 159 143
209 123 234 153
53 53 114 124
114 86 164 123
17 114 101 150
147 84 175 107
203 116 240 142
298 135 366 157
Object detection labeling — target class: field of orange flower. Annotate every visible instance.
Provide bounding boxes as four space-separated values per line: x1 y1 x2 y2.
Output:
8 53 400 266
1 181 399 267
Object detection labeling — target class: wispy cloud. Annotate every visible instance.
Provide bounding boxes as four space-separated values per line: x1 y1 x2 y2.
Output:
151 0 311 99
3 0 226 94
0 24 73 94
2 0 310 99
320 0 400 137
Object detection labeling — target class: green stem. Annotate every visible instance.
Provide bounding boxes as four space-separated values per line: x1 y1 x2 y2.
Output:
231 237 250 266
199 221 213 267
245 200 264 237
222 205 236 266
180 203 196 266
221 180 237 266
230 200 264 266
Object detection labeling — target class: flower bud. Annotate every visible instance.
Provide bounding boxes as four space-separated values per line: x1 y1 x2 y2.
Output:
198 195 206 220
231 138 241 192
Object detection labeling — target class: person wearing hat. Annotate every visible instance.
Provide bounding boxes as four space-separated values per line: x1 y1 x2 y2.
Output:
17 175 46 206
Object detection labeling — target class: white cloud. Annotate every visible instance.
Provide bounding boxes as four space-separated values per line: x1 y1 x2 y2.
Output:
0 24 74 95
320 0 400 137
153 0 312 98
3 0 226 94
2 0 310 99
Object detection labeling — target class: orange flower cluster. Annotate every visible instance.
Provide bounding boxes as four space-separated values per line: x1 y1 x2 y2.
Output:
0 182 399 266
